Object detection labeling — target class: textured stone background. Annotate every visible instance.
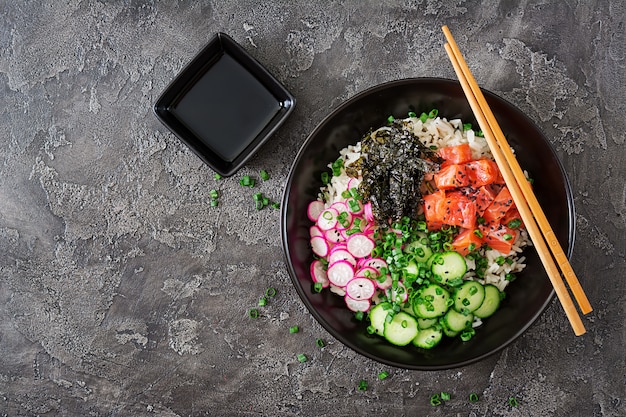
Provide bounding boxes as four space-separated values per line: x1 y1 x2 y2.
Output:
0 1 624 416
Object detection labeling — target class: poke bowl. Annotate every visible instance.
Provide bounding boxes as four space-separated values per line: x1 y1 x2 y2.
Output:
280 78 575 370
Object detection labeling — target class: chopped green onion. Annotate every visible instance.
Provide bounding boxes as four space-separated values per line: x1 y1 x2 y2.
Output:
297 353 307 363
258 297 267 306
209 189 219 199
240 175 255 187
214 173 222 180
210 199 219 207
469 393 479 403
503 233 513 241
387 115 395 123
419 112 429 123
476 130 484 137
289 325 299 334
428 108 438 118
271 202 280 209
430 393 442 406
440 392 451 401
508 396 519 407
354 311 364 321
507 218 522 229
313 282 323 293
259 169 270 181
462 123 472 131
266 287 277 297
495 255 506 265
408 111 417 118
357 379 368 391
248 308 259 319
461 328 475 341
505 273 517 282
321 171 330 185
473 229 483 238
315 338 325 348
378 371 389 380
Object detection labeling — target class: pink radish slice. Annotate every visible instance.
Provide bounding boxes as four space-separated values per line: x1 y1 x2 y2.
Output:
310 236 330 257
354 266 379 279
330 285 346 297
329 243 347 253
346 233 375 258
328 249 357 268
376 274 393 290
347 178 361 190
363 202 375 222
307 200 325 221
317 208 339 231
309 225 324 238
344 295 371 312
330 202 352 230
363 258 387 272
310 260 329 288
326 260 354 287
346 277 376 300
324 228 343 244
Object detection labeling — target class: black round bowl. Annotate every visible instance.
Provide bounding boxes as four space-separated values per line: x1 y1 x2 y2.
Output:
281 78 575 370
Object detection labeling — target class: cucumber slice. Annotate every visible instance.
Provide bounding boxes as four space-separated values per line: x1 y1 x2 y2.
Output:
431 251 467 285
412 325 443 349
412 284 451 319
454 281 486 313
417 317 438 329
442 308 473 332
439 319 460 337
404 234 433 263
384 312 418 346
473 284 502 318
368 302 393 336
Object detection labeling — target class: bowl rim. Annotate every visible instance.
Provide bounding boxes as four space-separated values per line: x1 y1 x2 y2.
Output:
281 77 575 370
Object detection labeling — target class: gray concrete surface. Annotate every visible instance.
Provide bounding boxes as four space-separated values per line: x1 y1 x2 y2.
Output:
0 1 624 416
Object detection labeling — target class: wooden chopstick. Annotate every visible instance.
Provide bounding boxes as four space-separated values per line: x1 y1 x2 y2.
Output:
441 25 590 335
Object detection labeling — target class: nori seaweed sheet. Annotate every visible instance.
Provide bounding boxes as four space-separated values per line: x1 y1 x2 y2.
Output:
359 120 441 223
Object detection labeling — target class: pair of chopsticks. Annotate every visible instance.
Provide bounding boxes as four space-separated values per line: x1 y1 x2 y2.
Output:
441 26 592 336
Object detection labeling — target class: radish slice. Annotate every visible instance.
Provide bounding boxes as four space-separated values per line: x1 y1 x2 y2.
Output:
346 277 376 300
363 202 375 222
327 260 354 287
344 296 371 312
328 249 357 268
330 284 346 297
309 225 324 238
310 260 329 288
363 258 387 272
324 228 343 243
307 200 325 221
347 178 361 191
329 243 347 253
330 202 352 230
310 236 330 257
346 233 375 258
317 208 339 231
354 266 379 280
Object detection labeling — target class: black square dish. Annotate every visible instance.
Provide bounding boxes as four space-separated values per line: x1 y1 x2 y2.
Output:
154 33 295 176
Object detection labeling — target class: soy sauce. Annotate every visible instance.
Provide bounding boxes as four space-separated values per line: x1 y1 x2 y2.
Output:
172 53 280 162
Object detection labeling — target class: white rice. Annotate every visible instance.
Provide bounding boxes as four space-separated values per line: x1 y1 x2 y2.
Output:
318 116 530 292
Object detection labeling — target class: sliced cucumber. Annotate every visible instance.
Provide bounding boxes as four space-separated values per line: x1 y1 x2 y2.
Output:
403 259 419 278
384 311 418 346
454 281 486 313
442 308 473 332
473 284 502 319
368 302 393 336
404 234 433 263
439 319 460 337
412 325 443 349
430 251 467 285
417 317 438 329
412 284 451 319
